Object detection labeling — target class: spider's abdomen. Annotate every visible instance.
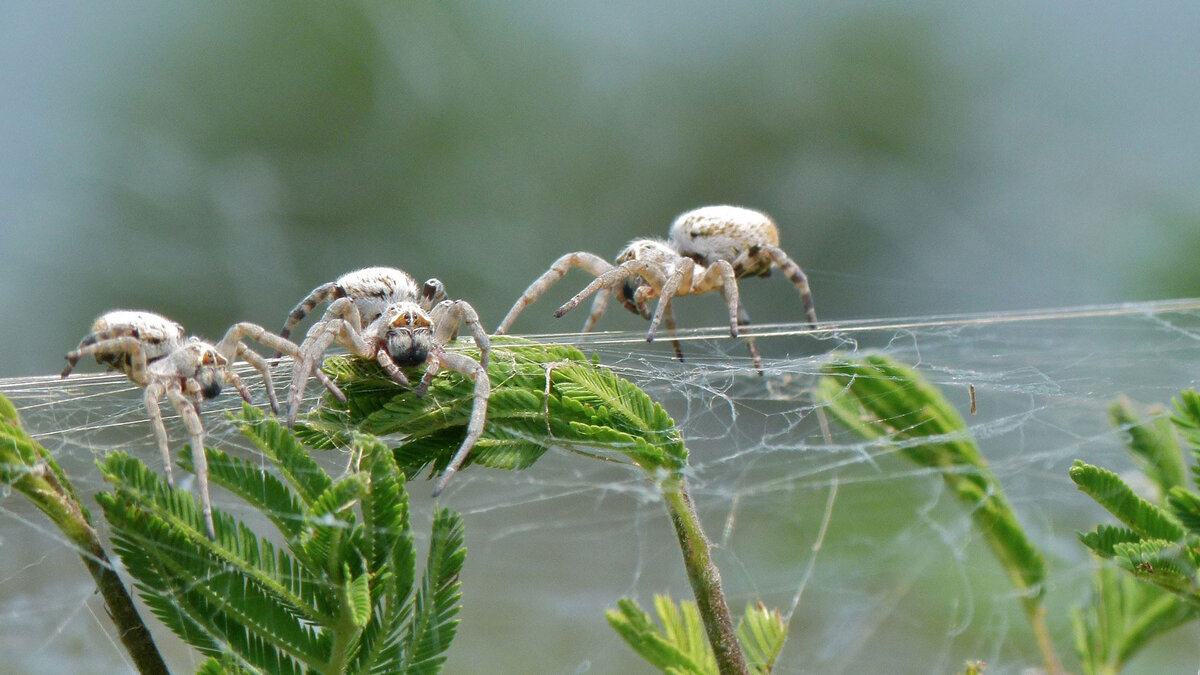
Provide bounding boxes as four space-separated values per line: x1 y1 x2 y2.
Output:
669 205 779 276
85 310 184 374
336 267 422 328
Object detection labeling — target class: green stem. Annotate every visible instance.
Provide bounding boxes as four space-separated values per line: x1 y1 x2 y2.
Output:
1023 598 1064 675
18 467 169 675
661 474 748 675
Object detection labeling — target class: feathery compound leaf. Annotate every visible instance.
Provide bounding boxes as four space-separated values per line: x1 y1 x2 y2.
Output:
1078 525 1143 559
1111 540 1200 600
1070 461 1185 542
736 603 787 674
1110 398 1187 496
239 403 332 504
299 341 687 488
99 409 467 675
398 507 466 674
1165 486 1200 536
817 355 1046 598
605 597 710 675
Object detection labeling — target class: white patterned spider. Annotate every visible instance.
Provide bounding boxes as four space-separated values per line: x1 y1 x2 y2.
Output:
281 267 490 495
495 205 818 367
62 309 302 539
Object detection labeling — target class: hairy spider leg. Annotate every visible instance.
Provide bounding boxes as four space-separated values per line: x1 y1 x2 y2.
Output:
432 299 490 370
168 381 215 539
763 246 818 327
736 304 764 373
279 281 340 342
421 278 448 311
62 336 151 384
430 350 491 497
495 251 614 334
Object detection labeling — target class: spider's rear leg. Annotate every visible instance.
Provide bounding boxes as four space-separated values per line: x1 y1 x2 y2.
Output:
737 305 764 374
763 246 818 327
497 252 614 334
278 281 341 351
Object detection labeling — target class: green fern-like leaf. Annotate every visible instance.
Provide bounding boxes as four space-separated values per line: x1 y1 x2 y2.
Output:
605 597 710 675
1069 461 1185 542
736 603 787 673
397 507 465 675
607 596 788 675
1110 398 1187 496
817 355 1046 601
297 340 687 487
99 410 466 675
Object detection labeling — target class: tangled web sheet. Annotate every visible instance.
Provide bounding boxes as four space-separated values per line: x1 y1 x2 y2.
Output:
3 298 1200 673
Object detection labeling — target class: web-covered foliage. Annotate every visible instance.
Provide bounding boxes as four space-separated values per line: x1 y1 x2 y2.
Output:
7 300 1200 673
96 405 465 675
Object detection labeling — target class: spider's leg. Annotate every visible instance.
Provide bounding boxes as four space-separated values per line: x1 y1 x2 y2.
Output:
554 264 641 319
168 384 215 539
433 299 490 370
225 368 254 405
415 358 441 397
279 281 340 347
313 369 346 403
663 302 685 362
234 343 278 414
288 299 373 425
496 252 614 334
374 350 411 389
763 246 818 327
421 278 448 312
143 380 175 487
736 304 764 374
582 288 611 332
700 259 741 338
287 322 342 426
62 336 148 383
646 258 693 343
430 350 490 497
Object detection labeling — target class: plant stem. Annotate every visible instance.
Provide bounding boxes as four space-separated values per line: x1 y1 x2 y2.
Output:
661 474 748 675
1024 600 1064 675
20 467 169 675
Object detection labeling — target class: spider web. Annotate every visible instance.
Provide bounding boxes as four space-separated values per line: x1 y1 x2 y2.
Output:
3 299 1200 674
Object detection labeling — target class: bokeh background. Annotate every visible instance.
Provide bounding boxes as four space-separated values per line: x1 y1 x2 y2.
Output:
5 2 1200 674
4 2 1200 375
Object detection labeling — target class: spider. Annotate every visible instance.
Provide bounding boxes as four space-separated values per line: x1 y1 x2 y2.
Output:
495 205 818 367
281 267 490 495
62 309 303 539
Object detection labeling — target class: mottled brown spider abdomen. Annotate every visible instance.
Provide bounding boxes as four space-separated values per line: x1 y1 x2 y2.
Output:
669 205 780 277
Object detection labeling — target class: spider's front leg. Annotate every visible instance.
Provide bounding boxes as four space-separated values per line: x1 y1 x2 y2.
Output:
432 299 490 370
429 350 491 497
216 321 309 415
287 299 390 426
496 252 614 334
142 380 176 488
167 383 215 539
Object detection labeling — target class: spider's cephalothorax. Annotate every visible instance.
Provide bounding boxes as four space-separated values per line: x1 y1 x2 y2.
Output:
495 205 819 368
62 309 304 539
283 267 489 495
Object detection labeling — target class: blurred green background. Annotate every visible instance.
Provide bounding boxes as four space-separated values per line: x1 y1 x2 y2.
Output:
5 1 1200 376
